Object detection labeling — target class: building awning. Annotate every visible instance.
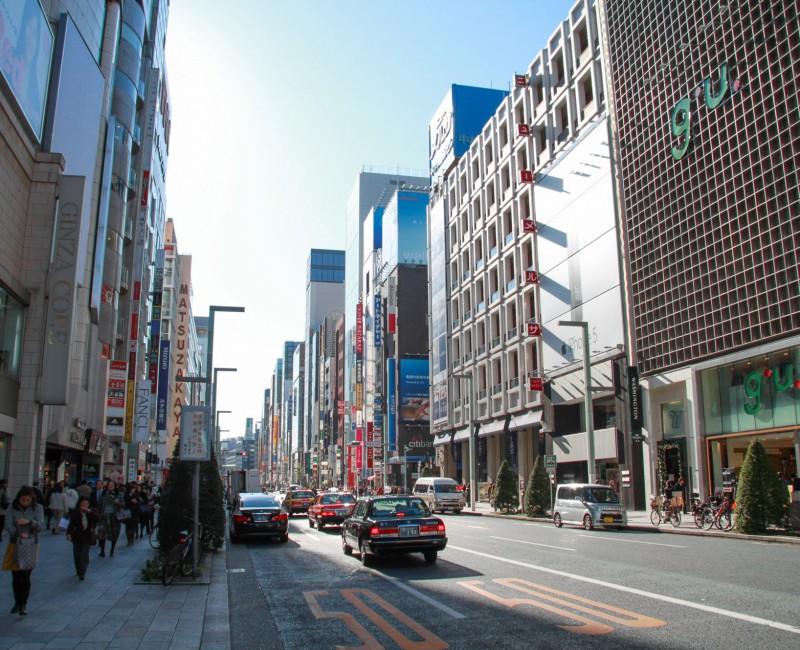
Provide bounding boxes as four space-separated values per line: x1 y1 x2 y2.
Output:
508 409 543 431
478 419 506 437
432 410 542 446
433 428 470 446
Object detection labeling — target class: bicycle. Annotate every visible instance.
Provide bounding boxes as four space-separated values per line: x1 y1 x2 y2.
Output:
649 495 681 527
149 522 160 549
162 522 205 586
702 494 733 531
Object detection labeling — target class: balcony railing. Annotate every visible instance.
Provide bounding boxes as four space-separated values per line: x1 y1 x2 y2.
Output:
478 344 486 356
489 246 498 259
492 336 501 349
508 377 520 389
505 232 514 246
491 290 500 303
493 383 503 395
507 327 518 340
463 270 471 281
476 301 486 314
475 259 484 272
451 280 459 291
478 389 488 400
453 358 461 368
506 278 517 292
452 318 460 328
463 352 472 364
463 310 472 322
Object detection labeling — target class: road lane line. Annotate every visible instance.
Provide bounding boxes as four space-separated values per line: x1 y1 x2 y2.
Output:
448 545 800 635
490 536 576 552
464 525 489 530
370 569 466 619
576 534 686 548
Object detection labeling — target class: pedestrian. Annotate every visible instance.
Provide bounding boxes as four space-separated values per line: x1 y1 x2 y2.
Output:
124 484 142 545
488 481 495 506
43 481 54 531
96 479 123 558
65 483 79 512
76 480 91 500
0 480 10 541
48 484 67 534
65 496 99 580
89 479 104 512
2 485 44 616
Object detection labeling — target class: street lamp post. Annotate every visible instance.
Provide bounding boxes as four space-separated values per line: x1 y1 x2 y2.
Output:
216 410 231 459
211 368 236 462
404 444 412 494
453 373 475 511
558 320 595 484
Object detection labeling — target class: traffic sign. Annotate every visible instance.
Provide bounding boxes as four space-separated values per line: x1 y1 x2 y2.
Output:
545 454 557 470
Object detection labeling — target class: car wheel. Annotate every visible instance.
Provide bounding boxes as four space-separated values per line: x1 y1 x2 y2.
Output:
308 517 315 528
317 520 324 531
279 534 288 543
359 541 372 566
583 514 594 530
423 550 438 564
229 532 240 544
342 537 353 556
554 513 563 528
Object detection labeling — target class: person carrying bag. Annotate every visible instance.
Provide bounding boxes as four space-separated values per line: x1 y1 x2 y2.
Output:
2 485 44 616
66 496 99 580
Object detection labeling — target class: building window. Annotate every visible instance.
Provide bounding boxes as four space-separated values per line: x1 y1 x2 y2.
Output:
0 286 24 379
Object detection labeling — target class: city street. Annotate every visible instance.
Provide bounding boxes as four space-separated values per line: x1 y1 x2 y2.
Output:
227 513 800 650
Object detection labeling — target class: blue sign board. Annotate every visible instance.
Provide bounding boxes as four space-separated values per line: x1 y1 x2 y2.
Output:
156 339 170 431
374 294 382 347
387 358 396 452
399 358 430 424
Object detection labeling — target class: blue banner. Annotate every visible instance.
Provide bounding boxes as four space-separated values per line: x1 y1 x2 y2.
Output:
399 358 430 424
387 358 396 452
156 339 170 431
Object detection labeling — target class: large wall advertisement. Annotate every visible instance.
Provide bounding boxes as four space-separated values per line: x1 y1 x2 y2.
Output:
0 0 54 139
535 117 625 380
382 191 429 269
429 194 449 432
399 358 430 424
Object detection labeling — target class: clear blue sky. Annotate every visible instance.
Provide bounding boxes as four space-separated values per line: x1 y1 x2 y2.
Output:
164 0 578 440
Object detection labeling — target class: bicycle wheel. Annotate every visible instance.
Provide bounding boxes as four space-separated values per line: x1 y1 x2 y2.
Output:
650 509 661 526
693 510 705 528
180 542 194 577
149 524 160 550
161 546 181 586
717 511 732 531
669 510 681 527
703 509 717 530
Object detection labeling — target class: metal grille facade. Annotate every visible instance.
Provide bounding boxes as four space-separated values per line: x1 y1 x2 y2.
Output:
603 0 800 375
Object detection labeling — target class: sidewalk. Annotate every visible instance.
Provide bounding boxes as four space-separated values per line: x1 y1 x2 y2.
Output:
0 527 230 650
463 501 800 545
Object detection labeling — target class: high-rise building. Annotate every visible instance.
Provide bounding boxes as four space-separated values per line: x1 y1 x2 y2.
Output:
0 0 174 487
600 0 800 497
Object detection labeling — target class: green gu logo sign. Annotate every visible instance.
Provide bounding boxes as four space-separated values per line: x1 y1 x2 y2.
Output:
670 63 741 160
743 364 800 415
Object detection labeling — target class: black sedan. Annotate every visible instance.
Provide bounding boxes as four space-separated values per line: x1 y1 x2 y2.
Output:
230 493 289 544
342 495 447 566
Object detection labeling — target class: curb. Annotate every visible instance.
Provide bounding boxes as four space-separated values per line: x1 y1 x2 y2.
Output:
460 509 800 545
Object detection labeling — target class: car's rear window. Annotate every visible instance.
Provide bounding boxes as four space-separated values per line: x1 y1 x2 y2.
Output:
321 494 355 505
370 498 431 518
293 491 315 498
242 496 279 508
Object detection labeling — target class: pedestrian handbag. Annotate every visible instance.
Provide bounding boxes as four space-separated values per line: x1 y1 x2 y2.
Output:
14 537 38 570
58 516 70 530
115 508 132 522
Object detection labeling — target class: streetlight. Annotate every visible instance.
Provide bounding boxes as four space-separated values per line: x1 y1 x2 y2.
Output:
403 443 412 494
558 320 595 484
212 368 237 461
453 373 475 511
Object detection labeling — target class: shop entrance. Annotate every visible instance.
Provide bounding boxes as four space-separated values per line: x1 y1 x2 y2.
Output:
708 431 798 493
656 439 687 495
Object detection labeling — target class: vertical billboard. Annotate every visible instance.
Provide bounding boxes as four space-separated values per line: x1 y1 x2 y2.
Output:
429 193 449 432
381 190 429 268
387 358 397 451
105 360 127 436
398 359 430 424
0 0 54 139
156 340 170 432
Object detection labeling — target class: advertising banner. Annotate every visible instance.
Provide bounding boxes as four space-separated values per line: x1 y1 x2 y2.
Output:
0 0 54 140
386 276 397 333
355 303 363 354
135 380 151 443
156 340 170 431
374 294 382 347
105 360 127 436
179 406 210 461
387 358 396 452
124 379 135 443
399 358 430 424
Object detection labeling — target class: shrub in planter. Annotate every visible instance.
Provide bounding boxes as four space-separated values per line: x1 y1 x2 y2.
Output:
735 440 789 534
493 460 519 513
524 456 551 517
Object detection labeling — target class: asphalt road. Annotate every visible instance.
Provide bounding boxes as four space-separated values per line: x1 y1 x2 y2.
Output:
227 510 800 650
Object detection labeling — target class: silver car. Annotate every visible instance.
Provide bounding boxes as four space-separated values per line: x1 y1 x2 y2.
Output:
553 483 627 530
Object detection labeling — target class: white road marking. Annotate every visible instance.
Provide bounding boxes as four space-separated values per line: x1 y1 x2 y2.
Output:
576 534 686 548
371 569 466 619
490 536 575 552
464 525 489 530
448 545 800 635
522 523 554 529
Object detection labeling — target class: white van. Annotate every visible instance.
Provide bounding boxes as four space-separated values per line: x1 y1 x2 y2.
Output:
553 483 627 530
412 477 465 514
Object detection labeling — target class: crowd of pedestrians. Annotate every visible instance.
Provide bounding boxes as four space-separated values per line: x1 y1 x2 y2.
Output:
0 477 161 617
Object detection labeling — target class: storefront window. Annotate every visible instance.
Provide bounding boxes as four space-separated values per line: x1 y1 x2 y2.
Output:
699 345 800 435
661 400 685 439
0 286 24 379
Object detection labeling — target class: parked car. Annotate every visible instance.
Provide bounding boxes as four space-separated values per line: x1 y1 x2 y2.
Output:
307 492 356 530
342 495 447 566
412 477 465 513
283 489 316 516
229 493 289 543
552 483 627 530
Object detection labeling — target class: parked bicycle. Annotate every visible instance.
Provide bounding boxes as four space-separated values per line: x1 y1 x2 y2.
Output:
702 494 733 531
162 522 207 586
690 493 711 528
149 521 160 549
650 495 681 527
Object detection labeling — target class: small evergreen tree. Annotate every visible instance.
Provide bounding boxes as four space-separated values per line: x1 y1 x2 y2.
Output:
419 465 433 478
524 456 551 517
493 460 518 513
735 440 789 534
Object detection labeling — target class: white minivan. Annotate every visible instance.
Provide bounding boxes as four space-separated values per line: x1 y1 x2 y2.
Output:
412 477 465 514
553 483 627 530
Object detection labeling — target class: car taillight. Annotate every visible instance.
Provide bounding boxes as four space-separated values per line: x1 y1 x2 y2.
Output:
273 512 288 522
322 510 335 516
370 525 380 536
370 525 398 536
232 514 248 524
438 522 445 533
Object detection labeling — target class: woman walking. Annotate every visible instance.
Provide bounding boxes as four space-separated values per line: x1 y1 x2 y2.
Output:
123 484 141 546
96 479 123 558
2 485 44 615
48 484 67 534
65 497 98 580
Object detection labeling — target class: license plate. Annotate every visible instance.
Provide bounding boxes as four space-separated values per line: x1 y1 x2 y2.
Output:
399 526 419 537
603 517 614 523
253 515 266 522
